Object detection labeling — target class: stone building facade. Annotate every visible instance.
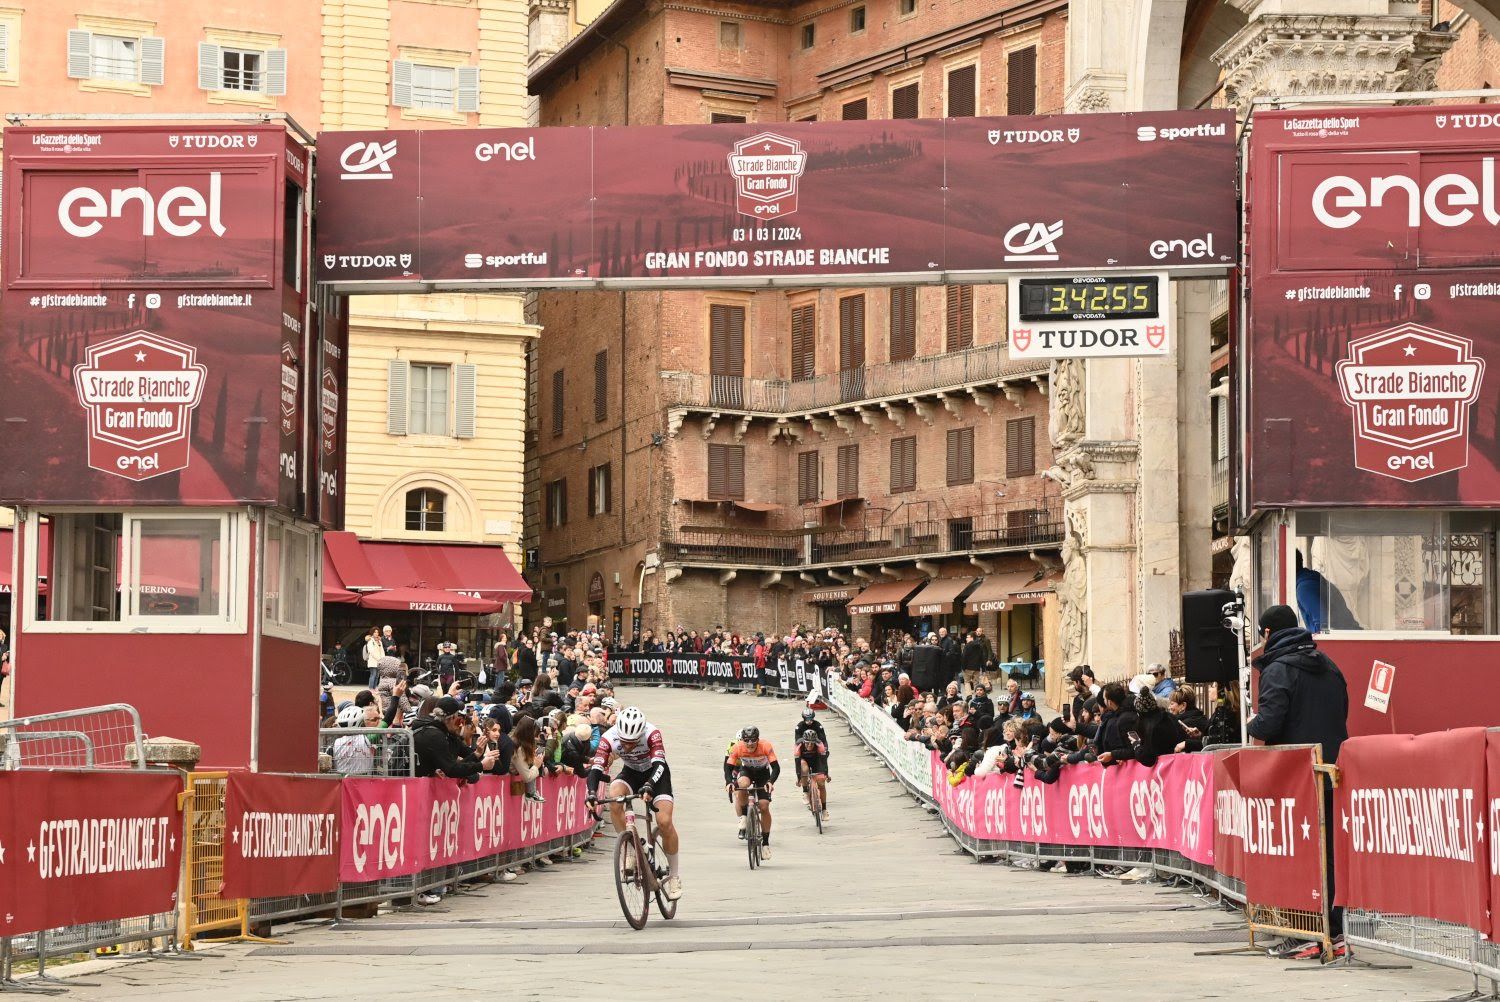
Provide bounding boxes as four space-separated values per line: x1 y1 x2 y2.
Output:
527 0 1071 662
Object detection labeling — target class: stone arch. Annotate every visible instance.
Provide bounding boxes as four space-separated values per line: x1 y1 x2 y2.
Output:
372 471 481 540
1127 0 1247 111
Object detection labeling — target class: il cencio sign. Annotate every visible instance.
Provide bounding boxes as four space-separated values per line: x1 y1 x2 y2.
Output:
316 110 1236 289
1246 105 1500 507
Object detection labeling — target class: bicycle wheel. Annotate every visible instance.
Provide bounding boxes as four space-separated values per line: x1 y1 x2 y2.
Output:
745 806 760 870
614 830 650 930
651 847 679 920
810 784 823 835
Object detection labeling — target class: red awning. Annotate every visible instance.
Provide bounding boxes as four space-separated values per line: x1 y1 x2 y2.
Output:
322 548 360 605
358 588 503 614
360 540 531 603
324 530 381 591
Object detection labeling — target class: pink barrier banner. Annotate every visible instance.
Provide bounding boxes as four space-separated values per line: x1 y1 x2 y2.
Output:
340 773 591 883
1487 731 1500 944
928 751 1215 865
222 773 340 898
1334 728 1490 932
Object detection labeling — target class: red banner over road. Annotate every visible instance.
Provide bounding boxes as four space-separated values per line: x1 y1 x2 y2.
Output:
339 773 590 883
928 751 1216 866
317 111 1236 289
1213 746 1325 911
222 773 341 899
0 771 183 937
1333 729 1489 930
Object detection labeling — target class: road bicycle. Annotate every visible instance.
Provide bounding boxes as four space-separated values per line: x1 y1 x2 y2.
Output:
320 655 352 686
802 768 825 835
594 792 677 930
741 781 770 869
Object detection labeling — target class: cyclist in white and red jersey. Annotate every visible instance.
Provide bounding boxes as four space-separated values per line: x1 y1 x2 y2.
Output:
586 706 683 900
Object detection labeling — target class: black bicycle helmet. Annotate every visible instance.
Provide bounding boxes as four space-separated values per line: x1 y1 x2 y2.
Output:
742 725 760 743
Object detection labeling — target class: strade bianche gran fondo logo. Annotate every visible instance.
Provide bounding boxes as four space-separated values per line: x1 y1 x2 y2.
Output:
72 330 207 482
726 133 807 218
1335 323 1485 483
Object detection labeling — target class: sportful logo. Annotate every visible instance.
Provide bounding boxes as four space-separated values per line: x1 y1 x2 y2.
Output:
1003 220 1062 262
1335 322 1486 482
1135 122 1226 142
726 132 807 218
339 140 398 181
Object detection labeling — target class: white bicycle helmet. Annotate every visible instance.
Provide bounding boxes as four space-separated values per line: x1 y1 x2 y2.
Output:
617 705 647 741
336 704 364 728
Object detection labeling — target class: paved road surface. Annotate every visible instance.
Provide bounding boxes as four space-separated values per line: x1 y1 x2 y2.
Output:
54 687 1470 1001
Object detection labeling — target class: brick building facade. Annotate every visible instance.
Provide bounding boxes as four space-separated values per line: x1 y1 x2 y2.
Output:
528 0 1068 662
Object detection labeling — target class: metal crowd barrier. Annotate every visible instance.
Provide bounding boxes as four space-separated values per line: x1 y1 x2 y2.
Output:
1 704 188 990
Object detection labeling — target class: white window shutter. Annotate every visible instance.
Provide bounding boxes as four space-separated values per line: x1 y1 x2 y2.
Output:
265 47 287 96
456 66 480 113
392 59 412 108
387 359 410 435
140 36 165 85
197 42 221 90
0 24 10 75
455 363 477 438
67 29 92 79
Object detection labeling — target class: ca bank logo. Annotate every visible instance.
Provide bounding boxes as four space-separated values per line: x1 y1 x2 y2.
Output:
340 140 398 180
1003 220 1062 262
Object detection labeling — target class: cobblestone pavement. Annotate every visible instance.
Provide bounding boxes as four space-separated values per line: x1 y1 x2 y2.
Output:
48 687 1474 1001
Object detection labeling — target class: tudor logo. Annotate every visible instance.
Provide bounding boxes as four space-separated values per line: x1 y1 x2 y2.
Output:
339 139 398 180
1003 220 1062 262
1146 324 1167 349
1335 322 1485 482
58 173 226 238
1012 327 1032 352
322 254 337 270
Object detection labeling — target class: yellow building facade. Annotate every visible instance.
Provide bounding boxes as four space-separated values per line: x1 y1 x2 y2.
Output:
0 0 536 644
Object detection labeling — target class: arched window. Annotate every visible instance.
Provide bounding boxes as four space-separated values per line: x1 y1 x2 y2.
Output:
405 488 446 531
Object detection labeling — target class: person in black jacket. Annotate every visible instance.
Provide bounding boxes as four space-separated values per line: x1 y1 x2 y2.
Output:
938 627 962 686
1168 688 1212 751
1247 605 1349 764
1092 683 1133 764
413 697 498 780
1248 603 1350 952
513 636 538 683
1115 687 1188 767
960 633 987 692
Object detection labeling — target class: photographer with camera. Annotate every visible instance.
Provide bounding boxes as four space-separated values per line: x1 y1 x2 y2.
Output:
413 696 499 782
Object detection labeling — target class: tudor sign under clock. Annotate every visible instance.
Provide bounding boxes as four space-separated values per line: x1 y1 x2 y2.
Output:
1006 273 1172 360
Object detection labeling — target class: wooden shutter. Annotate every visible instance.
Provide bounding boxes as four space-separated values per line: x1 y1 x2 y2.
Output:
0 23 9 74
711 112 746 123
891 83 919 120
392 59 413 108
890 436 916 493
454 363 477 438
559 479 568 525
140 36 165 85
791 304 816 381
456 66 480 112
708 444 745 500
602 464 612 514
889 287 915 361
198 42 223 90
945 285 973 351
838 295 865 370
265 48 288 96
67 30 92 79
1006 417 1036 477
551 369 564 436
947 427 974 486
837 444 859 498
841 98 867 121
798 451 820 504
594 349 608 422
386 360 409 435
709 305 745 376
946 64 976 117
588 467 597 516
1007 47 1037 115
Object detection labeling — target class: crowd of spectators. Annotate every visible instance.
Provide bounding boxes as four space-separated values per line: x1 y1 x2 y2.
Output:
321 624 623 905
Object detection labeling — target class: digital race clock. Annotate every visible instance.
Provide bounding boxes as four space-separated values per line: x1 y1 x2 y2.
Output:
1015 275 1161 323
1005 272 1171 361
